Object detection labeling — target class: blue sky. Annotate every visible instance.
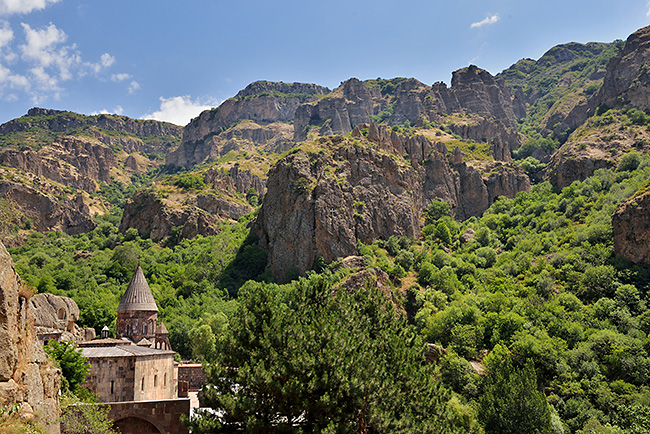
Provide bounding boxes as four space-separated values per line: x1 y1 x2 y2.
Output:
0 0 648 126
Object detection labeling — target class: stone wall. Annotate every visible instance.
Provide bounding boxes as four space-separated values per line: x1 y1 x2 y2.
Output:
85 356 136 403
177 364 206 391
133 355 175 401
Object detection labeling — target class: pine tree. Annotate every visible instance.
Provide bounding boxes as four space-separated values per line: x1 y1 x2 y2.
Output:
478 345 552 434
190 273 470 433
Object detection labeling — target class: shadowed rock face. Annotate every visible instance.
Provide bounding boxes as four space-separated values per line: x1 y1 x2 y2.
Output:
595 25 650 112
613 189 650 264
253 125 530 280
0 241 61 433
0 181 96 236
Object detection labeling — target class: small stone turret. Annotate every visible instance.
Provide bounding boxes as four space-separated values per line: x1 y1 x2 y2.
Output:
155 321 171 350
116 265 159 343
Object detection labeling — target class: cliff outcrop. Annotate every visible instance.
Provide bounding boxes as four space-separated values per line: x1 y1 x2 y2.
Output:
253 125 529 280
119 188 252 243
294 70 521 152
0 136 116 192
29 294 95 343
0 180 96 236
169 82 330 168
593 25 650 113
612 188 650 264
0 241 60 433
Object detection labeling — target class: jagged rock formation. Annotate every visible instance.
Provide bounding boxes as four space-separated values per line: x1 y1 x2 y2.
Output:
295 69 521 155
0 108 181 154
0 136 116 192
253 124 529 280
612 188 650 263
594 26 650 113
205 164 266 199
119 189 252 243
168 82 330 168
29 294 95 343
0 180 96 236
0 241 60 433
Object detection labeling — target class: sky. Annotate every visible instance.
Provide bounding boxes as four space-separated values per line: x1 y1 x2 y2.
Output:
0 0 648 126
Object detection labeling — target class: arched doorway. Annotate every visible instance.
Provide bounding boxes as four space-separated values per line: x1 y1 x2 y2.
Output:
113 416 162 434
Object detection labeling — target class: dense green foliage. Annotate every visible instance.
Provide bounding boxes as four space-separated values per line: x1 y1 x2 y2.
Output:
44 340 90 396
9 139 650 433
10 215 267 359
191 273 472 434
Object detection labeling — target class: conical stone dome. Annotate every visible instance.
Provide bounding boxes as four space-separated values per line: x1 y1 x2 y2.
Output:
117 265 158 312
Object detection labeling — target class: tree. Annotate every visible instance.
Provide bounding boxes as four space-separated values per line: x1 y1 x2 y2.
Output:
435 221 452 245
425 200 451 224
478 345 552 434
44 340 89 396
190 274 472 434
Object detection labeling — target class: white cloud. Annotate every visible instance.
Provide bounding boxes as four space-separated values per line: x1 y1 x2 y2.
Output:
470 14 500 29
647 2 650 16
141 95 217 126
92 105 124 116
100 53 114 68
0 21 13 49
111 73 130 82
0 0 61 15
20 22 80 81
128 80 140 94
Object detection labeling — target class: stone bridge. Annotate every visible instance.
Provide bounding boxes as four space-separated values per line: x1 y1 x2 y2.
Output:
104 398 190 434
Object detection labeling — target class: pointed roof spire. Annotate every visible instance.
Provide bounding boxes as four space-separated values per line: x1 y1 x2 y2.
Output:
117 264 158 312
156 322 169 335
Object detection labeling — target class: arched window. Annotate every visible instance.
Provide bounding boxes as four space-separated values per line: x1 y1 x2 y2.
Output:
164 373 167 386
57 308 65 320
111 380 114 394
154 375 158 387
141 377 145 391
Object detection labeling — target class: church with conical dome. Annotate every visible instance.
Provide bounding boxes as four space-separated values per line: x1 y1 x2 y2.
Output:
78 264 177 404
116 264 171 350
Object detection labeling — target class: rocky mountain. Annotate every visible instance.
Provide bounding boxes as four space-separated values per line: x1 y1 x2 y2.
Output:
0 109 184 243
252 123 529 280
294 69 521 152
498 41 622 143
0 241 60 433
166 82 330 168
0 108 181 155
119 165 264 242
545 26 650 188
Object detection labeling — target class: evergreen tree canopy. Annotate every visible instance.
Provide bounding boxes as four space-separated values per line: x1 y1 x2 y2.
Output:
191 273 470 434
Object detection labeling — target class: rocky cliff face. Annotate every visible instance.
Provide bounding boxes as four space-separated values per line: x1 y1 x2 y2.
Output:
543 27 650 188
169 82 330 168
0 136 116 192
119 188 253 243
594 26 650 112
612 188 650 263
253 124 530 280
205 164 266 198
0 180 96 236
294 69 521 152
0 241 60 433
166 121 294 168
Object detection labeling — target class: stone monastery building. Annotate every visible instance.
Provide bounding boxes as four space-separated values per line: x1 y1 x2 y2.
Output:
78 264 176 403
